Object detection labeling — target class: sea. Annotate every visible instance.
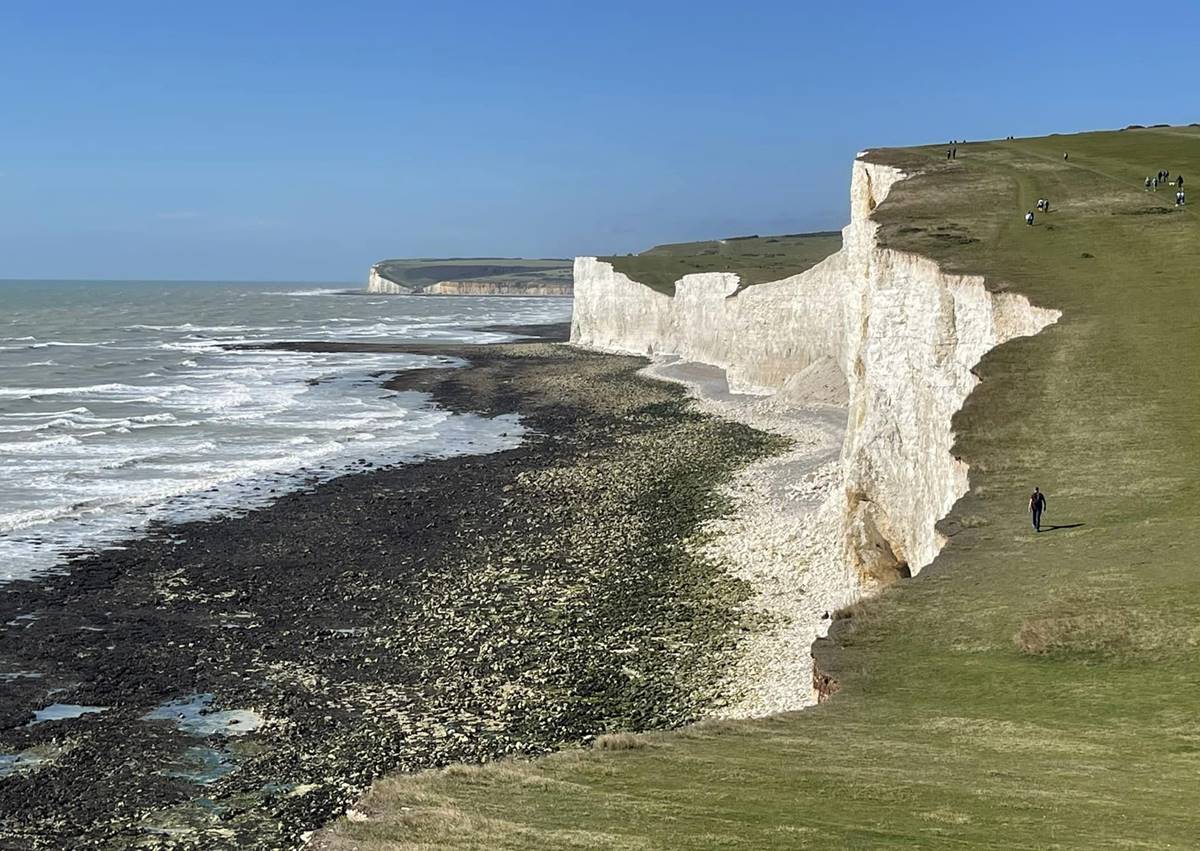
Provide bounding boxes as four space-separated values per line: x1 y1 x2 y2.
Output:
0 280 572 582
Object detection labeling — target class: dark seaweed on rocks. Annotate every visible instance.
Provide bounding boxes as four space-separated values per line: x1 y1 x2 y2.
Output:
0 342 784 849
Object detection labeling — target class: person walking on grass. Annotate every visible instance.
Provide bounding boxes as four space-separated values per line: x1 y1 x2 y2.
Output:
1029 487 1048 532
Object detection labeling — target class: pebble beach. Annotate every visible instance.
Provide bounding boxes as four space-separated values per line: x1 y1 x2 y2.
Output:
0 330 794 848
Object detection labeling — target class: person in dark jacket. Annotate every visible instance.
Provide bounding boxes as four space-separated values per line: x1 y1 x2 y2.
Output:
1029 487 1047 532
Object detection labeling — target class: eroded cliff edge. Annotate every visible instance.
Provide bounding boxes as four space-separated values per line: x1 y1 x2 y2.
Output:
367 261 573 296
571 155 1060 618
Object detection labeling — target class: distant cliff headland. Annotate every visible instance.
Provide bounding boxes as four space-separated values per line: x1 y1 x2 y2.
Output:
367 258 573 296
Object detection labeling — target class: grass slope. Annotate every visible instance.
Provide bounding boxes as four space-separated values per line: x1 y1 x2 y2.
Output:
321 127 1200 849
373 258 572 291
602 231 842 294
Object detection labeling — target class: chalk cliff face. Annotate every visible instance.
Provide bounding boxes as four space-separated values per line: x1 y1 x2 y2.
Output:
367 265 414 294
571 257 846 395
420 281 573 296
571 158 1060 584
367 266 571 296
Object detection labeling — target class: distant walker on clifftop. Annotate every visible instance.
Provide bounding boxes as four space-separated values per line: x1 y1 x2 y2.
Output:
1029 487 1048 533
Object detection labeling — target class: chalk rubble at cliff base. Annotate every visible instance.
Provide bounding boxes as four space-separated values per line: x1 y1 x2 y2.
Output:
642 360 853 716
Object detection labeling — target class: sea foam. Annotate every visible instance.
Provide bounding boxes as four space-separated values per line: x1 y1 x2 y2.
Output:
0 282 571 580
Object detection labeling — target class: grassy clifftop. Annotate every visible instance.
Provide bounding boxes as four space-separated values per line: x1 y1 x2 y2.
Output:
325 127 1200 848
602 231 842 294
373 235 842 295
372 257 572 291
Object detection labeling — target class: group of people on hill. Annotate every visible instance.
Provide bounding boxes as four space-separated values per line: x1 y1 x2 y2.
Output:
1025 157 1189 225
1145 170 1185 204
1025 198 1051 226
946 139 972 158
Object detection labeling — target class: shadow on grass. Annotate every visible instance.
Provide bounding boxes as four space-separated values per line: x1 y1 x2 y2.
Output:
1041 523 1085 531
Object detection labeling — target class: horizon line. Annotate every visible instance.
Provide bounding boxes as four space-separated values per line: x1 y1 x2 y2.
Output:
0 277 361 286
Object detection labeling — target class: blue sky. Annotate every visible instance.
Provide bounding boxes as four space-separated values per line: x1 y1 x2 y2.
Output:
2 1 1197 281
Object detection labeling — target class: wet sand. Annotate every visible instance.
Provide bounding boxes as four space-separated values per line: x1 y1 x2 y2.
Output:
0 327 782 849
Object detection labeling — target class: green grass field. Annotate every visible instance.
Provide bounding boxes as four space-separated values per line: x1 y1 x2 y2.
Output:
603 231 842 294
322 127 1200 849
372 258 573 291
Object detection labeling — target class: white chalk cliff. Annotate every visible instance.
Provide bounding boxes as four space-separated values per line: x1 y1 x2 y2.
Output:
367 266 572 296
367 265 414 294
419 280 572 296
571 157 1060 584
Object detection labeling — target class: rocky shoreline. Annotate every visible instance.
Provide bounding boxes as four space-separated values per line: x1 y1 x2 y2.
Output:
0 330 784 849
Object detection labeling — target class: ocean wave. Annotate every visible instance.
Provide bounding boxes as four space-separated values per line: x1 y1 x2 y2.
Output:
0 383 196 400
0 407 92 419
262 288 353 297
0 411 173 434
28 341 115 349
131 323 281 333
0 289 572 582
0 435 83 453
156 341 222 353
